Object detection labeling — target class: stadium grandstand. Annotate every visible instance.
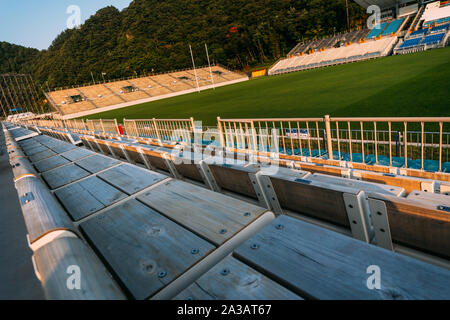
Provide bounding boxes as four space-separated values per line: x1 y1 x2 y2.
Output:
394 0 450 53
269 0 450 75
45 65 248 119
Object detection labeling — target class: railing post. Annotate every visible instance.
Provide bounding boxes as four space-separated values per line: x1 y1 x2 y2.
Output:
324 115 333 159
100 119 105 133
250 121 258 152
217 117 225 148
190 117 196 144
152 118 161 141
114 119 119 135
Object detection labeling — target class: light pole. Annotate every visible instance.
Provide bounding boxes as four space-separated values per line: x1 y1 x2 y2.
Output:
346 0 350 32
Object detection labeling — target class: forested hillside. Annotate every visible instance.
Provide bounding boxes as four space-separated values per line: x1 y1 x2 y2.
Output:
0 42 40 74
1 0 366 88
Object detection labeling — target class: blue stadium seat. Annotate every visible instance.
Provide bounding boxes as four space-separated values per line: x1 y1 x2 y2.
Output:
421 33 445 45
399 37 423 48
381 18 405 36
366 22 388 39
430 23 450 33
424 16 450 28
409 28 428 38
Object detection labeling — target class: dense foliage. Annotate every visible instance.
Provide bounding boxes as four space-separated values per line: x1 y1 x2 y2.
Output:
1 0 366 88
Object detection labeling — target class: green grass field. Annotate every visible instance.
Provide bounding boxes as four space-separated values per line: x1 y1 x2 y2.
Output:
84 47 450 126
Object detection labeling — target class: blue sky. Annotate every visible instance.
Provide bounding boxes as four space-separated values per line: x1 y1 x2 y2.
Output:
0 0 132 50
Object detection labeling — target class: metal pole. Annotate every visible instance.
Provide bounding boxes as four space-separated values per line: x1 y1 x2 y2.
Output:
189 45 201 93
345 0 351 32
205 43 215 90
324 115 333 159
90 71 96 85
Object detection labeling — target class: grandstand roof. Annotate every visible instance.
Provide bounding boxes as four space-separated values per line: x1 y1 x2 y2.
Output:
353 0 412 10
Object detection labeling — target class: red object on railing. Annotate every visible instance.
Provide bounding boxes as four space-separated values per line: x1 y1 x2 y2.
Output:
117 125 124 135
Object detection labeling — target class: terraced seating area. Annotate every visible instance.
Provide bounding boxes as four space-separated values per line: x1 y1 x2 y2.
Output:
270 36 397 75
46 66 247 117
3 122 450 300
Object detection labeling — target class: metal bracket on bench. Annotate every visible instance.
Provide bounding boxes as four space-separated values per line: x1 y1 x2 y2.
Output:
20 192 35 206
343 192 371 243
368 198 393 251
119 144 135 164
248 172 270 209
198 160 221 192
137 147 154 170
256 173 282 215
163 153 182 179
93 139 106 156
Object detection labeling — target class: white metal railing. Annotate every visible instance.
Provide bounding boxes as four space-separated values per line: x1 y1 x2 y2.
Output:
217 116 450 172
123 118 195 143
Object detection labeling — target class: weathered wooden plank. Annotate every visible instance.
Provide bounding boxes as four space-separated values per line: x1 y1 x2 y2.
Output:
15 176 74 243
441 182 450 195
55 176 127 221
173 155 204 182
33 236 126 300
234 215 450 299
41 163 91 189
353 171 428 194
294 162 344 177
97 163 166 195
140 148 171 172
23 145 48 156
368 193 450 259
268 175 353 227
75 154 120 174
175 256 301 300
137 179 267 246
79 199 215 300
39 139 65 149
61 147 94 162
29 149 57 163
51 143 77 154
407 190 450 205
308 173 405 197
33 155 71 173
208 163 259 199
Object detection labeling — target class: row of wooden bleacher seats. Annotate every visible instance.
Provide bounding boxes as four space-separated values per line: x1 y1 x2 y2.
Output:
32 125 450 262
4 122 450 300
47 66 246 116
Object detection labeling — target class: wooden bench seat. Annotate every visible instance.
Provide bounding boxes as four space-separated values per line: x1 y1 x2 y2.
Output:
440 182 450 195
234 215 450 299
74 154 120 174
33 155 71 173
79 199 216 300
55 176 127 221
308 173 406 197
174 256 301 300
29 149 57 163
50 142 77 155
41 163 91 190
136 179 275 247
352 170 434 194
407 190 450 206
60 147 94 162
368 193 450 259
97 163 167 195
23 144 48 156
